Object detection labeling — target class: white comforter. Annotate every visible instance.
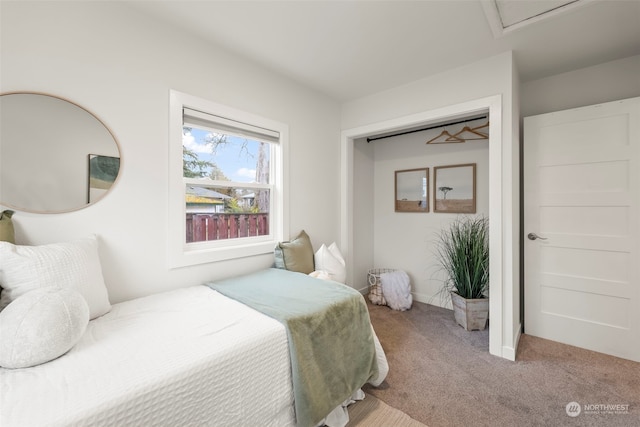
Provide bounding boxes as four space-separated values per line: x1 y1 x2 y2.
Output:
1 286 296 427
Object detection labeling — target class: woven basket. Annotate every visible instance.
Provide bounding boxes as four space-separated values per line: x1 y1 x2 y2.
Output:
367 268 396 306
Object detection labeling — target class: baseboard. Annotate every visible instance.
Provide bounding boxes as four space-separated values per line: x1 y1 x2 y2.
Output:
501 324 522 361
355 285 369 295
357 287 451 310
413 292 451 310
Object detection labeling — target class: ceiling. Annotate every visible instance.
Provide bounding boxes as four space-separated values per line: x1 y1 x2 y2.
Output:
125 0 640 102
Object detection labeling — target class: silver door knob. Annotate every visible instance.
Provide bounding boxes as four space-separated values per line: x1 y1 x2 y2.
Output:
527 232 547 241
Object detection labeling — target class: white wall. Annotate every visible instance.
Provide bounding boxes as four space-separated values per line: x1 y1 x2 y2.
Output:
342 52 520 360
521 55 640 117
352 138 375 292
519 54 640 332
0 2 341 303
360 119 489 307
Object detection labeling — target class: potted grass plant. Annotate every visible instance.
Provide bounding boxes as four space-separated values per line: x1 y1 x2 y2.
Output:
435 216 489 331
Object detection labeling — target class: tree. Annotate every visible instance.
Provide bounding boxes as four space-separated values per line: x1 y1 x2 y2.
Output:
185 126 270 213
183 145 213 178
183 127 235 178
207 135 269 213
204 132 232 154
183 127 214 178
255 142 269 212
208 163 230 181
225 197 243 213
439 186 453 199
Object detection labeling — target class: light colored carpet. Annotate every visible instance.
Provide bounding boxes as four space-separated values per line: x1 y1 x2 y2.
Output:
364 300 640 427
346 393 427 427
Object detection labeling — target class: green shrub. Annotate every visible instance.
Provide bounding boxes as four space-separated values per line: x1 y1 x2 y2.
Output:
435 216 489 300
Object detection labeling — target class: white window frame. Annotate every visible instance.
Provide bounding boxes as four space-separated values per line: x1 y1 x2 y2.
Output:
169 90 288 268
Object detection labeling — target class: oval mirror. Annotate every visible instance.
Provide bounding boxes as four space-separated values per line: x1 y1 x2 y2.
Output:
0 92 121 213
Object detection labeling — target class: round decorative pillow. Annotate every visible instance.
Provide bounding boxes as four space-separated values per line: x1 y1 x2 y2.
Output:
0 288 90 369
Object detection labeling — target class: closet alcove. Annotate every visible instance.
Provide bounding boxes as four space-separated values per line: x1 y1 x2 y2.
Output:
352 114 490 318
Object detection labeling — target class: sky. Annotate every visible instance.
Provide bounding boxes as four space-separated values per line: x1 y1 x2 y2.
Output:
183 127 266 183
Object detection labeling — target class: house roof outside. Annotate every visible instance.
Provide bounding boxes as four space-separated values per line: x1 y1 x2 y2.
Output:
185 195 224 205
186 185 231 200
185 186 231 205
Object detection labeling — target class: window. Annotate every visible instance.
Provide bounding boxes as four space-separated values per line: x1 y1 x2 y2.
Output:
169 91 287 267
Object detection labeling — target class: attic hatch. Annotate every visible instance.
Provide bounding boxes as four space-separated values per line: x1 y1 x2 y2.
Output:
482 0 587 37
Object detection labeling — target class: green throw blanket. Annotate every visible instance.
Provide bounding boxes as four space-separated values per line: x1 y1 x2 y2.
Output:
207 268 378 427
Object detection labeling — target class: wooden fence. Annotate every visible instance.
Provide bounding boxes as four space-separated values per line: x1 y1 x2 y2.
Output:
186 213 269 243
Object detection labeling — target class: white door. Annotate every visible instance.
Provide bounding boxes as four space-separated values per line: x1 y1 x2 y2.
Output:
524 97 640 362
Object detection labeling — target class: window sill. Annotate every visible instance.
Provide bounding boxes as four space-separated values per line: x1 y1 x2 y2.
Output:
169 239 276 269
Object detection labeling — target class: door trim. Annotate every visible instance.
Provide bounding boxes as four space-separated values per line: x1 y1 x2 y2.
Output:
341 94 518 360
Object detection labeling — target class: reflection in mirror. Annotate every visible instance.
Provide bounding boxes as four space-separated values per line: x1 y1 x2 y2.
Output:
0 92 121 213
395 168 429 212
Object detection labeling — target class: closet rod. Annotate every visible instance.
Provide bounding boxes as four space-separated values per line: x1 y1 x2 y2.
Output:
366 115 487 143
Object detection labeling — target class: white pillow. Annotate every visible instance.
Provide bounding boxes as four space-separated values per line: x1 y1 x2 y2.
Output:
0 235 111 319
314 242 346 284
0 288 89 369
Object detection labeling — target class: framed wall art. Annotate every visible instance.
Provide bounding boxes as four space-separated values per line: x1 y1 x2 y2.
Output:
395 168 429 212
433 163 476 213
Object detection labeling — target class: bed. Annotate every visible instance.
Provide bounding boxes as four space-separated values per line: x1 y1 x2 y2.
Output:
0 268 387 427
